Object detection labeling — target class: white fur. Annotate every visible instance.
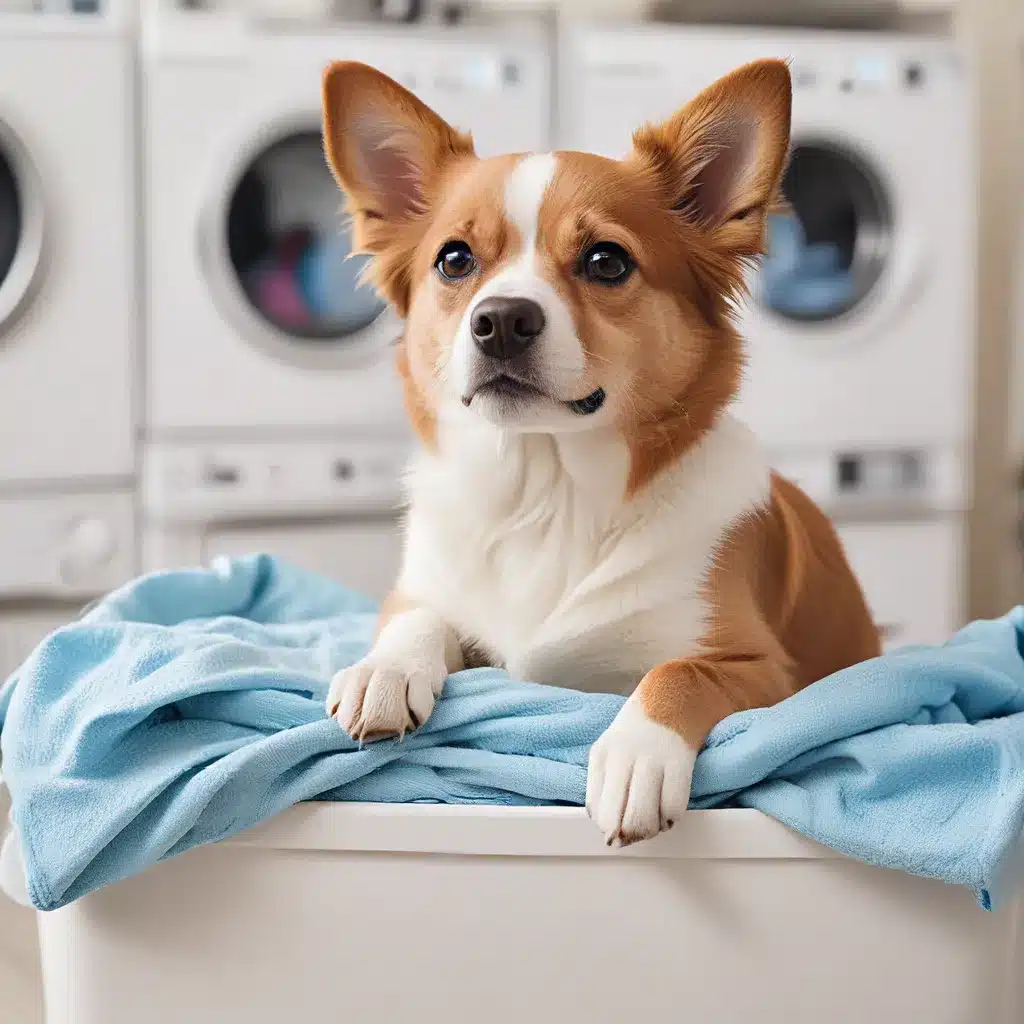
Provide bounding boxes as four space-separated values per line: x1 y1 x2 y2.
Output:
400 414 770 692
586 696 697 845
327 607 455 741
449 154 589 424
388 413 769 836
327 411 769 835
504 152 558 239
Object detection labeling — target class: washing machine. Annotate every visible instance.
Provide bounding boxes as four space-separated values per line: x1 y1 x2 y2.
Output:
140 6 552 598
559 25 976 646
0 1 138 680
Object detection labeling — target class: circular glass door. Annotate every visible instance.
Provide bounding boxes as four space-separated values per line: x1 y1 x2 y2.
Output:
0 150 19 289
757 139 892 324
211 127 393 367
0 120 46 339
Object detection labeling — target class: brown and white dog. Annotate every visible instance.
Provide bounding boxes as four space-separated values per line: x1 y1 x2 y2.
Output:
321 58 880 846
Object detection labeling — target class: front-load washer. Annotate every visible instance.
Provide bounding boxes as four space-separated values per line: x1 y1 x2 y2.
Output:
560 25 975 461
0 3 138 679
140 9 552 596
559 25 976 646
143 10 551 438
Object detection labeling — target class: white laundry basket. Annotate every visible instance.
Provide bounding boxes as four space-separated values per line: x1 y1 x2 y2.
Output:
36 805 1023 1024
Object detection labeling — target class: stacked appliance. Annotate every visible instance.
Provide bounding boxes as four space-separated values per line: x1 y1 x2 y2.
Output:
559 23 976 648
0 1 138 680
139 5 552 600
0 3 138 1021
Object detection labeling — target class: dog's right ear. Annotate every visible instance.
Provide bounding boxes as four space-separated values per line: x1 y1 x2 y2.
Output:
630 59 791 261
322 61 475 257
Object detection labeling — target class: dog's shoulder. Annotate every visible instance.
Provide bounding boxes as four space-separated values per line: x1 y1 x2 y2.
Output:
704 470 882 685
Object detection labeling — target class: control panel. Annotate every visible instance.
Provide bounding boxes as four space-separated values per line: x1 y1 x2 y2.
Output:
142 439 411 524
771 446 967 518
578 31 963 98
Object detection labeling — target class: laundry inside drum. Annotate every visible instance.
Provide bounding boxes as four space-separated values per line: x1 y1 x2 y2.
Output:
225 130 385 343
759 141 892 323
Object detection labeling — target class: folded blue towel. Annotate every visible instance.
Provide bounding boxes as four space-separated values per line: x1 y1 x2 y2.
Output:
2 554 1024 912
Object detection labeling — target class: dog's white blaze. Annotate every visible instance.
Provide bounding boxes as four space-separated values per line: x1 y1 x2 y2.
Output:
503 152 558 257
449 151 587 406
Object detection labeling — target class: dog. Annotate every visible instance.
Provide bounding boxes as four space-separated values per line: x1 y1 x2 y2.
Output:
320 57 881 846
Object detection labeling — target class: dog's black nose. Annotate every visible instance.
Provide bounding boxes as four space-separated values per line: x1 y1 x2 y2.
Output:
470 297 545 360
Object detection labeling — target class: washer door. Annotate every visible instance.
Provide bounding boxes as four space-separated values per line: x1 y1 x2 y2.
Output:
757 138 892 326
0 119 46 341
203 126 395 369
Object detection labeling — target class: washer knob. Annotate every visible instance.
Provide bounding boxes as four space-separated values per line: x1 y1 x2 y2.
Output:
59 517 117 584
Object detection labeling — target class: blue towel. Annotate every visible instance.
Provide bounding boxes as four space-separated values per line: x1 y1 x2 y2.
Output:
760 212 856 317
2 554 1024 912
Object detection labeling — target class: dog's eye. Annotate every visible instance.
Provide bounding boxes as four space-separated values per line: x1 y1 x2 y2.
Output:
581 242 634 285
435 241 476 281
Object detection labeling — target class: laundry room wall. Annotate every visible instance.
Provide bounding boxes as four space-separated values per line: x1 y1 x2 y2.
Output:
990 2 1024 611
955 0 1024 615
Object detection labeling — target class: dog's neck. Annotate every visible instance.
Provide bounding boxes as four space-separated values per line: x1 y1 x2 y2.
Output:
420 417 635 533
405 409 752 551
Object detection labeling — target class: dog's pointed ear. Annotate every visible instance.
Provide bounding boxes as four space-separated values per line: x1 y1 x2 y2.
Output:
630 59 791 257
321 61 475 253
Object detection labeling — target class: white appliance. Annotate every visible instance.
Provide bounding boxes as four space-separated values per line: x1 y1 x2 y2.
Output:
140 8 552 598
560 25 976 647
0 2 138 679
34 805 1024 1024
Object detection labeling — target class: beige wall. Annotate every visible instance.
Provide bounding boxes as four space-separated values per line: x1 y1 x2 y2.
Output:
956 0 1024 615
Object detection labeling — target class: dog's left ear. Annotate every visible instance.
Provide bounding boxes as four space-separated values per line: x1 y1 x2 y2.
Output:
322 61 474 235
630 59 791 257
321 61 475 312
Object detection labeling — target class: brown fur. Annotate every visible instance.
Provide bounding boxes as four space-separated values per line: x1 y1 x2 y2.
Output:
618 59 792 491
640 474 881 748
323 60 791 491
619 62 878 751
322 61 475 315
528 152 744 494
394 339 437 449
398 154 527 446
322 60 878 772
323 61 480 450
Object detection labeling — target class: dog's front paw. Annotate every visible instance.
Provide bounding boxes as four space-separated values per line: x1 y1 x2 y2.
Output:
586 700 696 847
326 654 446 743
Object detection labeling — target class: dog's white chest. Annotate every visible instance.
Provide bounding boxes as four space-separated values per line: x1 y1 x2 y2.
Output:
400 416 771 694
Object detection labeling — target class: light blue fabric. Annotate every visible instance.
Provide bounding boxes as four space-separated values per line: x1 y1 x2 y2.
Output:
760 212 856 317
2 554 1024 913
